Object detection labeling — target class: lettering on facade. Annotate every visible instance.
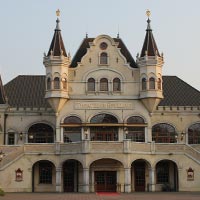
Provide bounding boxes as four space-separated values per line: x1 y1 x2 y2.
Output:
74 102 134 110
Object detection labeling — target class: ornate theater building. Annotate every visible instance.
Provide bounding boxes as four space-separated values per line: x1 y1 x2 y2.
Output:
0 12 200 193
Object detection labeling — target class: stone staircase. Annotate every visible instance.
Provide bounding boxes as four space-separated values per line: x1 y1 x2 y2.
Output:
0 145 24 169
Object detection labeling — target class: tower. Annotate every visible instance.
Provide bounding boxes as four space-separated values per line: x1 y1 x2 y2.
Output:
137 11 164 113
43 11 70 114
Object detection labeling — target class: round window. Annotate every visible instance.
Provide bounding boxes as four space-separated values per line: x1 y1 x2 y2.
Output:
100 42 108 50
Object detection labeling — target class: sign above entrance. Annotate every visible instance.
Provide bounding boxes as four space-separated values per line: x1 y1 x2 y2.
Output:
74 102 134 110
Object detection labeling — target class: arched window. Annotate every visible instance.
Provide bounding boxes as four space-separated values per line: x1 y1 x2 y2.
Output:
54 77 60 89
63 116 82 143
90 114 118 141
142 78 147 90
149 77 155 89
62 78 67 90
113 78 121 92
158 78 162 90
28 123 54 143
152 123 177 143
126 116 145 142
87 78 95 92
100 78 108 91
100 52 108 64
188 123 200 144
47 77 51 90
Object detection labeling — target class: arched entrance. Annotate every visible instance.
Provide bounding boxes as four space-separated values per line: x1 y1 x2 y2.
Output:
131 159 151 192
32 160 56 192
155 160 179 191
90 158 124 192
63 159 83 192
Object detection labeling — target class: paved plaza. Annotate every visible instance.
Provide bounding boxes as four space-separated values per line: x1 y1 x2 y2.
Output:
1 192 200 200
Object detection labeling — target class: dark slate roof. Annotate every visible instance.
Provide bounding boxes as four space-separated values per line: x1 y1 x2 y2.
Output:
47 18 67 57
0 76 6 104
70 37 137 68
159 76 200 106
2 75 200 108
140 18 160 57
4 76 50 108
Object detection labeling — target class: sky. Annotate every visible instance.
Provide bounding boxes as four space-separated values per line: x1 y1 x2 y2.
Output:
0 0 199 90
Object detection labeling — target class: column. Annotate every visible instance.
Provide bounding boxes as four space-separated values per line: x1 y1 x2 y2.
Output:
56 167 62 192
83 168 90 192
149 167 155 192
56 126 60 142
124 167 131 193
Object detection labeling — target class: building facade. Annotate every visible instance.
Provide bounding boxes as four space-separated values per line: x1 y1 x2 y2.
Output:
0 14 200 193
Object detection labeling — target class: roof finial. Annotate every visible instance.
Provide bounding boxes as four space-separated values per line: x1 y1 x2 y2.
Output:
117 32 119 38
146 9 151 19
56 9 60 17
55 9 61 30
86 32 88 38
146 9 151 30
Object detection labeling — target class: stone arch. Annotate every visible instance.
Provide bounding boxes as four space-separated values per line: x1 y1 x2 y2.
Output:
32 160 56 192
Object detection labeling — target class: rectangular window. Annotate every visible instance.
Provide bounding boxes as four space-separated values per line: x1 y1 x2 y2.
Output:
127 127 145 142
8 133 15 145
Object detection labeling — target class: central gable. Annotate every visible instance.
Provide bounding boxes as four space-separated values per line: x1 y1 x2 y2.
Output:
70 35 137 68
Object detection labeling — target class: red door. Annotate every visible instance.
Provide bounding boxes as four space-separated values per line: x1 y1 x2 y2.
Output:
95 171 117 192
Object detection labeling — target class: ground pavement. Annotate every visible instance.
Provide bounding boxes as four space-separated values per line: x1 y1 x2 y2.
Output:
1 192 200 200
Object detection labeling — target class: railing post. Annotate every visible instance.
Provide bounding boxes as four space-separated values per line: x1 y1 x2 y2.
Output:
123 139 131 153
82 139 90 153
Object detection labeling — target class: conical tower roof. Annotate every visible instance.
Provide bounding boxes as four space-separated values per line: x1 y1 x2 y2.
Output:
140 16 160 57
47 18 67 57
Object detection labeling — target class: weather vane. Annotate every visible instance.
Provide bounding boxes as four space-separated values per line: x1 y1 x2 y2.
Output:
146 9 151 18
56 9 60 17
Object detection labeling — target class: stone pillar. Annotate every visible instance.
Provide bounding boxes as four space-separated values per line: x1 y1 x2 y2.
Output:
83 168 90 192
149 167 155 192
56 167 62 192
56 126 60 142
60 127 64 143
124 167 131 193
147 127 152 143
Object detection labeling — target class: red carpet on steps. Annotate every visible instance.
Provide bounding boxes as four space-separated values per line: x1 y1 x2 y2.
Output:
96 192 120 196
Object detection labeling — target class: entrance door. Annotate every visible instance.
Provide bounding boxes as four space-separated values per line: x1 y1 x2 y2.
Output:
134 163 145 191
95 171 117 192
63 162 75 192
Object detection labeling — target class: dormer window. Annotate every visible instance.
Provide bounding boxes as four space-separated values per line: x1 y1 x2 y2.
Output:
54 77 60 89
100 78 108 91
100 52 108 65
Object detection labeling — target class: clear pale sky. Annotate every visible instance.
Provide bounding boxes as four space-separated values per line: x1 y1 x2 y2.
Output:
0 0 199 90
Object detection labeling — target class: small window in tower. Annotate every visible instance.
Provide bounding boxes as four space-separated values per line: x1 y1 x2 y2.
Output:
142 78 147 90
88 78 95 92
62 78 67 90
100 52 108 65
149 77 155 89
54 77 60 89
113 78 121 92
158 78 162 90
47 77 51 90
100 78 108 91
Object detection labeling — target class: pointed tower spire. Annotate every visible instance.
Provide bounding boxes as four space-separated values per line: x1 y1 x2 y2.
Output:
47 10 67 57
0 76 7 104
140 10 160 57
